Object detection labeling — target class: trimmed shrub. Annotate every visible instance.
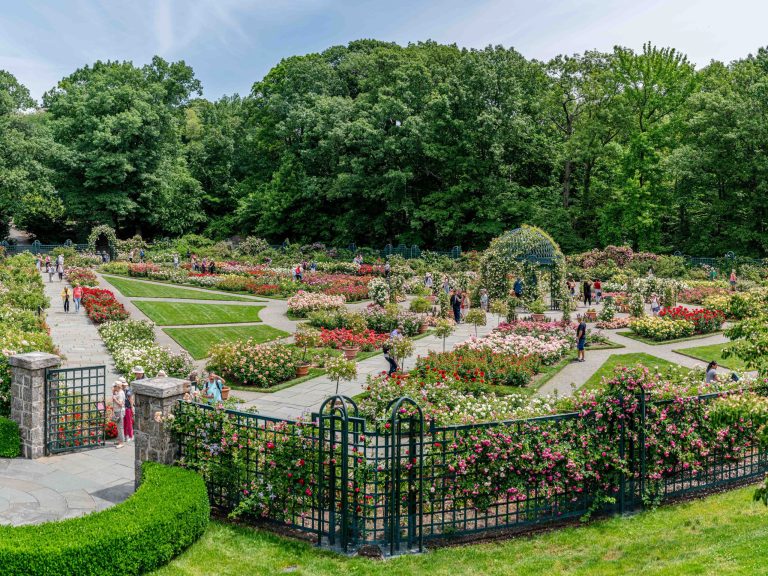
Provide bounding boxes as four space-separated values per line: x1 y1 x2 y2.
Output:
0 462 210 575
0 416 20 457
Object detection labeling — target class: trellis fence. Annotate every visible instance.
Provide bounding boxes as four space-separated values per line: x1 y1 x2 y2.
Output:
172 387 768 556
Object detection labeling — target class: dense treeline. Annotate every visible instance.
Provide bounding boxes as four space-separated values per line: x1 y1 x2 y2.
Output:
2 40 768 255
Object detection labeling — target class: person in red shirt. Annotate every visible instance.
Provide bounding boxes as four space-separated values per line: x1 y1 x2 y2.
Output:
72 285 83 312
594 278 602 304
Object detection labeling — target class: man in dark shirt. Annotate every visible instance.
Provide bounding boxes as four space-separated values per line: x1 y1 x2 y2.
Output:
576 317 587 362
450 290 463 323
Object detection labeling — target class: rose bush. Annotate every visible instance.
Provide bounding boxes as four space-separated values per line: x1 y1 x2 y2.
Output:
208 340 299 388
287 291 346 317
629 316 695 341
658 306 724 334
81 288 129 324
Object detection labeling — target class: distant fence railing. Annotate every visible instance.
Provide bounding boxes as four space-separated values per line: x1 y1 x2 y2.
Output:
675 251 765 269
173 386 768 555
0 239 89 255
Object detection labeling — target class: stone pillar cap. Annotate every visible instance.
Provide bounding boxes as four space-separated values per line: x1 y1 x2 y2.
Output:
132 376 188 398
9 352 61 370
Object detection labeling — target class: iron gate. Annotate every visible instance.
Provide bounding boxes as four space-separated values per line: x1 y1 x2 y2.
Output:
45 365 107 454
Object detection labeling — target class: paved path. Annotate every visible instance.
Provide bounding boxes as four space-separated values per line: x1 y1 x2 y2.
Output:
42 272 121 381
0 445 134 525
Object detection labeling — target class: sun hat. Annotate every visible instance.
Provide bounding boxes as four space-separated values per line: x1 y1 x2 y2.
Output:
132 366 145 374
156 370 168 378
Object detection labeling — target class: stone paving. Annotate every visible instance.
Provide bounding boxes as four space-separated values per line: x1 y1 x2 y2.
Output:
0 444 134 525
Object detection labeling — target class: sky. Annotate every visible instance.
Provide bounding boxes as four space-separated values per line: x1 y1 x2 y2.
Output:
1 0 767 102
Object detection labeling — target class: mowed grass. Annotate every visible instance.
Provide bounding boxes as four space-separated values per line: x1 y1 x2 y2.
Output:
581 353 681 392
103 275 253 301
133 301 264 326
674 342 748 371
164 325 289 359
155 485 768 576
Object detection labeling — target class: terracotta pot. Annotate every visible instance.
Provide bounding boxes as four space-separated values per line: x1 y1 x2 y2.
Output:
342 346 360 360
419 323 429 334
296 364 310 377
532 313 546 322
221 386 231 401
586 312 598 322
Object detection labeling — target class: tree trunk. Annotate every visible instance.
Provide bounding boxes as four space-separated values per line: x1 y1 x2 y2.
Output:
562 159 573 208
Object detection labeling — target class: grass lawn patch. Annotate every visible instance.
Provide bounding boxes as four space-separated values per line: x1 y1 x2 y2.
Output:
582 352 682 392
674 342 748 371
102 275 255 301
134 301 264 326
155 484 768 576
616 330 722 346
164 325 289 360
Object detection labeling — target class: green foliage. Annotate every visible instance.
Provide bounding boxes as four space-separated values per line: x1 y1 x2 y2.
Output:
326 356 357 394
0 416 20 457
724 313 768 376
409 296 432 313
0 462 209 576
464 308 487 336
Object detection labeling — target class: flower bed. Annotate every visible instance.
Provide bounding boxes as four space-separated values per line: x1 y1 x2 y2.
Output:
658 306 724 334
679 285 729 305
414 349 542 388
98 320 193 381
318 328 389 351
66 267 98 287
629 316 695 341
81 287 129 323
596 317 632 330
208 340 298 388
127 262 162 277
460 331 571 365
287 291 346 317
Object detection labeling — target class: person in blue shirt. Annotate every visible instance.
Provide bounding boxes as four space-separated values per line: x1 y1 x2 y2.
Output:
513 277 524 298
204 372 224 403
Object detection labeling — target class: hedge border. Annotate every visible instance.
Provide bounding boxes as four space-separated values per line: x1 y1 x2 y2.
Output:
0 416 21 458
0 462 210 575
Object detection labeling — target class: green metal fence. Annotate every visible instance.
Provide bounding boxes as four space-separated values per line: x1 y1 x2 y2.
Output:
0 239 89 255
173 387 768 555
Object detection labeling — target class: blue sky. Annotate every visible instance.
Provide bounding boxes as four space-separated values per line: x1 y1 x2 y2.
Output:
2 0 767 102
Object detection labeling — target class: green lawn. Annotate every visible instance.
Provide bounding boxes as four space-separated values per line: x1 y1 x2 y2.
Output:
103 275 253 301
616 331 720 346
674 342 748 371
133 301 264 326
581 353 681 392
155 484 768 575
164 325 289 359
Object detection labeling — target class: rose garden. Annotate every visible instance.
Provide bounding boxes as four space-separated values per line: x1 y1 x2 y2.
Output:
3 224 768 574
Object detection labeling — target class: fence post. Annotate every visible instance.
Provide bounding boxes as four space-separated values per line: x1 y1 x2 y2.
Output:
131 376 189 488
9 352 61 459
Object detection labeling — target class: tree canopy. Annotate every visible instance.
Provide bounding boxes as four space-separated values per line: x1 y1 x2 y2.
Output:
4 41 768 255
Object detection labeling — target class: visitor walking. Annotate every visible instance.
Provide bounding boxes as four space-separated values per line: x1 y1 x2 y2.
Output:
513 277 524 299
461 291 470 320
294 264 303 282
112 382 125 449
567 277 575 299
730 269 737 292
57 253 64 268
582 279 592 307
139 248 145 263
705 361 718 384
209 260 216 274
450 290 463 323
35 255 42 272
46 261 54 282
72 285 82 312
390 324 404 338
61 286 71 313
173 254 179 268
56 261 64 281
383 342 399 376
121 379 134 442
424 272 433 289
384 261 391 278
204 372 224 403
479 288 489 312
442 276 451 294
576 316 587 362
650 293 661 316
594 278 602 304
45 255 51 269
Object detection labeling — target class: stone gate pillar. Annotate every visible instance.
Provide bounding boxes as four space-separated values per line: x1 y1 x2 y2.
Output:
131 376 188 487
9 352 61 459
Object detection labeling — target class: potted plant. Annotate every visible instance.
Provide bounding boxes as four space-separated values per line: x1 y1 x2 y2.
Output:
464 308 487 337
341 314 367 359
529 299 547 322
585 308 598 322
294 326 320 376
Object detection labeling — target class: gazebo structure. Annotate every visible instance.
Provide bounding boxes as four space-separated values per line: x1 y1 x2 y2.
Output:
480 225 567 310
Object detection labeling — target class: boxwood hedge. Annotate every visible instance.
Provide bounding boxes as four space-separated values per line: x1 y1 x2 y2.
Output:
0 416 20 457
0 462 210 575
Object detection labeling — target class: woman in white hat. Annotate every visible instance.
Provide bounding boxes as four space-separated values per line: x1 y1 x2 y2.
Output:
132 366 145 382
111 381 126 449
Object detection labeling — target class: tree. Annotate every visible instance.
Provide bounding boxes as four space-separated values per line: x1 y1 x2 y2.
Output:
43 58 204 237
